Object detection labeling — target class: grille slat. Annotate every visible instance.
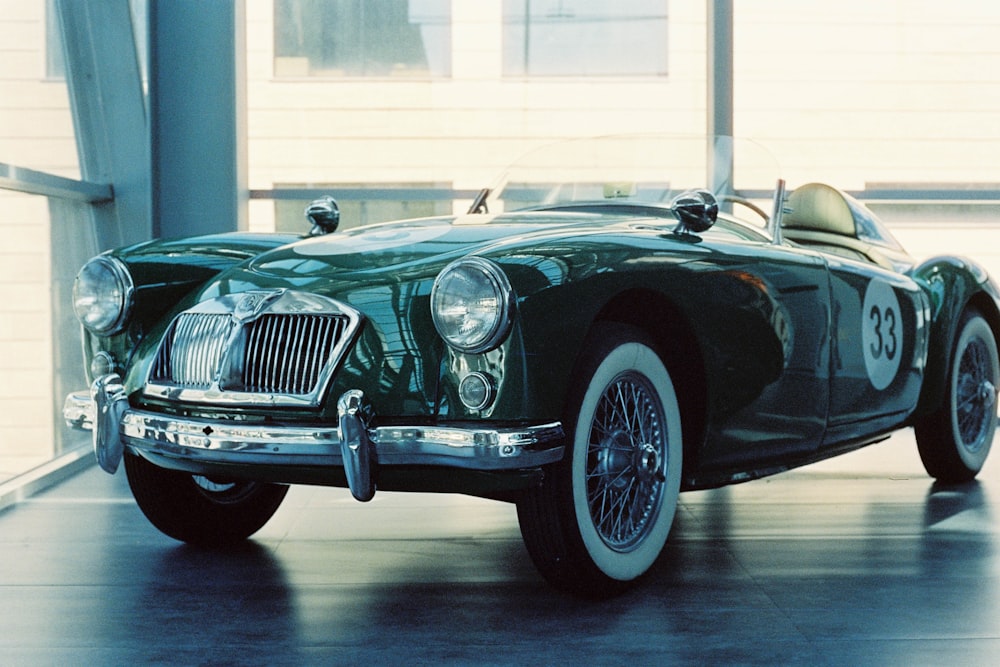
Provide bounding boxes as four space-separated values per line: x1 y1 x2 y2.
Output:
301 317 321 394
245 315 265 392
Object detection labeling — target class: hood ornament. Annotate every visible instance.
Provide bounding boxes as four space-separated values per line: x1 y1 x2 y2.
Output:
234 289 285 322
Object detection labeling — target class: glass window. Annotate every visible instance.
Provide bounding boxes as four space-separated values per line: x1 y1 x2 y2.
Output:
0 191 93 483
274 0 451 77
503 0 669 76
2 3 133 481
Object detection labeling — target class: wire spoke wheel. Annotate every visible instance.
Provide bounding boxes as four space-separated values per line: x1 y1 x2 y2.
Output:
916 308 999 482
586 372 667 552
516 324 682 596
955 337 997 451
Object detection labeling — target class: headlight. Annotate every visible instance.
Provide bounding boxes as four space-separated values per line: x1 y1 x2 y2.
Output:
431 257 513 354
72 256 134 335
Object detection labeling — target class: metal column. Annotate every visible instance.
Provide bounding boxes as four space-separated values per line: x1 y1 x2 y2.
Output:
149 1 247 237
707 0 734 195
55 0 149 250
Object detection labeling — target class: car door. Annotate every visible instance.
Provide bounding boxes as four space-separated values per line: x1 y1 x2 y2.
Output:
695 240 833 472
822 253 928 442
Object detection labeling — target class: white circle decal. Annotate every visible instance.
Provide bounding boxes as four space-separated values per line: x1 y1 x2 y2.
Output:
861 280 902 390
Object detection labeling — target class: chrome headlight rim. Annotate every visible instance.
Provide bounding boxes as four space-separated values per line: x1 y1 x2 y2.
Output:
73 255 135 336
431 256 514 354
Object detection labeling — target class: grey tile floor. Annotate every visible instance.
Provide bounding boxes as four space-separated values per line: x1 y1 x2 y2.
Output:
1 428 998 665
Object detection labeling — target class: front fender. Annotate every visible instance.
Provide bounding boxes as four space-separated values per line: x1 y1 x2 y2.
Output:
911 255 1000 417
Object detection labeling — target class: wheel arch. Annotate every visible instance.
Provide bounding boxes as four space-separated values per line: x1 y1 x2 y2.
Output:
970 289 1000 345
913 256 1000 418
590 289 708 472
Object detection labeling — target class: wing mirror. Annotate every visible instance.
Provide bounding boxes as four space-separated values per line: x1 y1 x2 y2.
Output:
305 196 340 235
670 189 718 234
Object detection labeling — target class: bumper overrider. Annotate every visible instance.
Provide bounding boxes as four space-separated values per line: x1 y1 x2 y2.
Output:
64 374 565 502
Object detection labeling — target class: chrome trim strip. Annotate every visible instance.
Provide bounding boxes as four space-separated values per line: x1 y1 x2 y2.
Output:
770 177 786 245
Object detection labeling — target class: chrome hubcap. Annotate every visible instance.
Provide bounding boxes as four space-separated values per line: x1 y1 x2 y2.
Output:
636 444 664 484
191 476 258 503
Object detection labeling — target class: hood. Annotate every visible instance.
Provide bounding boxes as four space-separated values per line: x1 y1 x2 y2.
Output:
243 211 622 282
191 206 716 311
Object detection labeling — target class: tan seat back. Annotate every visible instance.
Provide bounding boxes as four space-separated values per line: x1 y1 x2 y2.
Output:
782 182 857 237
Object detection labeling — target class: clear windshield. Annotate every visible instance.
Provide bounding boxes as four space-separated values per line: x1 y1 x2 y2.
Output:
486 135 781 228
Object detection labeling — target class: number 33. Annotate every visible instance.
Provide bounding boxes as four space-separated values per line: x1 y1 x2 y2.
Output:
869 305 897 361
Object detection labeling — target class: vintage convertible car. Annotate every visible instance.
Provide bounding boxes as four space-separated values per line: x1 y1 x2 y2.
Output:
64 136 999 596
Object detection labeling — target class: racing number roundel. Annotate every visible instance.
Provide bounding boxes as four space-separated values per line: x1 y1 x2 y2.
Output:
861 280 902 390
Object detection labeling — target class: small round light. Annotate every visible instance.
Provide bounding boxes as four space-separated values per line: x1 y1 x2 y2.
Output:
459 372 495 411
431 257 513 354
89 352 117 378
73 256 134 335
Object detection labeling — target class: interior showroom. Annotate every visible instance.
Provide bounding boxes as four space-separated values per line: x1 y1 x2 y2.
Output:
3 1 1000 663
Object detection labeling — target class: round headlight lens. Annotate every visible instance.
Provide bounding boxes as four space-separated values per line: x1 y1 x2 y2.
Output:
431 257 513 353
72 256 134 335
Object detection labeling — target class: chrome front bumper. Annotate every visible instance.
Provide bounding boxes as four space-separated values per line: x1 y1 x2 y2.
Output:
63 375 565 501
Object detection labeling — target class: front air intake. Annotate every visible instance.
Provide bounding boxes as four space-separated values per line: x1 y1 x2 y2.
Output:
144 290 362 407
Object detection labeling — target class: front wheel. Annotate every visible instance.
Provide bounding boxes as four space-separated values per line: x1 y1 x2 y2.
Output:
915 308 999 483
124 452 289 546
517 324 683 596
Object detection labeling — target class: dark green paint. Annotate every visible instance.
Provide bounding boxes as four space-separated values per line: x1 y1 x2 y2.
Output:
911 256 1000 418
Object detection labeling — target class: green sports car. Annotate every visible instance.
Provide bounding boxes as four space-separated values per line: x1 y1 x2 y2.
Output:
65 136 1000 596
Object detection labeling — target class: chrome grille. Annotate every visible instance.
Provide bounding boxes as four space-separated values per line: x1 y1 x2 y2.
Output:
145 290 362 407
242 314 347 395
151 313 236 389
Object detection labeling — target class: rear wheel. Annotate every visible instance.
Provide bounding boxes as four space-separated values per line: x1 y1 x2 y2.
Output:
915 308 999 483
517 324 682 596
124 452 288 546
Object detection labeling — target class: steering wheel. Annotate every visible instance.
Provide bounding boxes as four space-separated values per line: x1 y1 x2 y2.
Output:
719 195 770 224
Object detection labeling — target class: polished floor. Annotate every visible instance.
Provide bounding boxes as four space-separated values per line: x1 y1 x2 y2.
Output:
1 429 999 665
